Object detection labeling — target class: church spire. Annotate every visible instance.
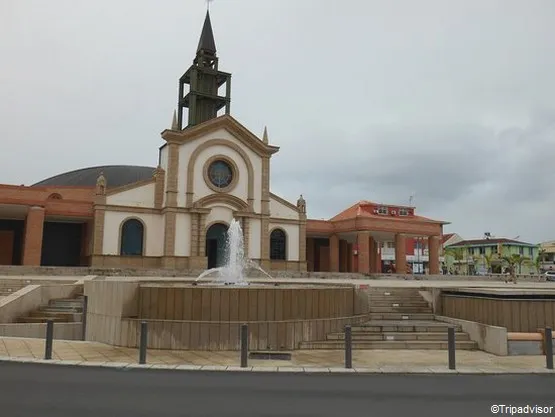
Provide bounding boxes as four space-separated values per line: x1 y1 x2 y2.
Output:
176 10 232 130
197 11 216 55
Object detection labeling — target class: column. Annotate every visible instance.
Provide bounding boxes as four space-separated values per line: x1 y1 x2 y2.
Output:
22 206 45 266
368 237 376 274
329 234 340 272
428 235 440 275
394 233 407 274
347 243 353 272
357 232 370 274
375 242 382 273
339 239 348 272
307 237 315 271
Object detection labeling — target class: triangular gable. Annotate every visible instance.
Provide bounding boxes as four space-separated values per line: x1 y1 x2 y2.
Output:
270 192 300 213
105 177 155 196
161 114 280 157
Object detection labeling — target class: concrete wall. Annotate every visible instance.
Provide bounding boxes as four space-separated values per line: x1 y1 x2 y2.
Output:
0 283 82 323
84 280 370 350
435 315 508 356
0 322 81 340
84 280 139 345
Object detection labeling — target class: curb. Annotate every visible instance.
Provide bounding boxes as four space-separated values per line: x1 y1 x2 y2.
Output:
1 357 553 375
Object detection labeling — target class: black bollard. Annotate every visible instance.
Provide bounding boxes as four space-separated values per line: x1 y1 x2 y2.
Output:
139 321 148 365
81 295 88 341
240 324 248 368
545 327 553 370
447 326 456 370
44 320 54 360
345 325 353 369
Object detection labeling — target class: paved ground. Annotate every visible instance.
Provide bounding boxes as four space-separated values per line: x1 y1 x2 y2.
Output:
1 337 553 373
1 362 554 417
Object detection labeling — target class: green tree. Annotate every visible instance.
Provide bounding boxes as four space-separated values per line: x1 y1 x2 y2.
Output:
535 249 546 273
481 252 498 274
444 247 465 274
501 253 529 283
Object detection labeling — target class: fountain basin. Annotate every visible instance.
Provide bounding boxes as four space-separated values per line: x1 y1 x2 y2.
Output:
85 279 370 351
138 283 356 321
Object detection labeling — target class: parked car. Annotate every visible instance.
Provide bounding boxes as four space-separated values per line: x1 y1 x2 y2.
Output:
544 271 555 282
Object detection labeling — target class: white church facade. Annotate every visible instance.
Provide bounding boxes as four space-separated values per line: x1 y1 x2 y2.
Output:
90 12 307 272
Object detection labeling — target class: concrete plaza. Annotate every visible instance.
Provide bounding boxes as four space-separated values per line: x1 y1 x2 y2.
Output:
0 336 552 374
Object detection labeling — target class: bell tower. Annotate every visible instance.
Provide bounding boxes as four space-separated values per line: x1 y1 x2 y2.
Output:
177 11 232 130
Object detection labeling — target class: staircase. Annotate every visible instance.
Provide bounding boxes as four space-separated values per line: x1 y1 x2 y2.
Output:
17 295 84 323
300 288 478 350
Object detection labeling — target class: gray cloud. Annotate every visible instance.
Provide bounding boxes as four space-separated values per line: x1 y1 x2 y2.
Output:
1 0 555 243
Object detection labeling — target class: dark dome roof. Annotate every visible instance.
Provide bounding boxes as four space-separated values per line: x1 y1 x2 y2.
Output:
33 165 157 188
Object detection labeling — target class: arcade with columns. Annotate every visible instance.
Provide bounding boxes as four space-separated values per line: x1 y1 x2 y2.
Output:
305 201 446 275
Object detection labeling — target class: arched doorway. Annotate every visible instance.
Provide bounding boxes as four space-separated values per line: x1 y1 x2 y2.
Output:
206 223 228 269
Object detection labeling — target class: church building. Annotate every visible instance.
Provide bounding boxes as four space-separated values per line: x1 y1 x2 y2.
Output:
0 12 447 275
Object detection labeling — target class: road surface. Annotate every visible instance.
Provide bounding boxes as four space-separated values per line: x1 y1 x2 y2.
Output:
1 362 553 417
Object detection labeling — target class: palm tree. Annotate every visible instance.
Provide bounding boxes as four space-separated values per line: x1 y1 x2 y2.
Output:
481 252 498 274
501 253 529 283
444 247 465 274
535 249 547 272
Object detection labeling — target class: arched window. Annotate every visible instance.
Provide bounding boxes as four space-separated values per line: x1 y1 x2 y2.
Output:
120 219 144 256
270 229 287 260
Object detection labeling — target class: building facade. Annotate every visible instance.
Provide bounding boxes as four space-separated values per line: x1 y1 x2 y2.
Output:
539 240 555 271
444 237 540 275
305 201 447 275
0 12 447 275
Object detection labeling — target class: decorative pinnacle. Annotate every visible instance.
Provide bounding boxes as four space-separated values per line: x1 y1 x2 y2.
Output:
206 0 213 11
171 109 178 130
262 126 268 144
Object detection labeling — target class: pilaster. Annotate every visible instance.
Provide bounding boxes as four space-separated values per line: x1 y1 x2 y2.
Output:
22 206 45 266
329 234 339 273
165 142 179 207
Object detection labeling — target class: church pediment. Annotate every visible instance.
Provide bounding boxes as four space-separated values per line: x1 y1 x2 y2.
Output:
161 115 279 157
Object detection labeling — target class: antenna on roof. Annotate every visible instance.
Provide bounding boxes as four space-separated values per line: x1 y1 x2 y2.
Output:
206 0 214 10
409 193 416 207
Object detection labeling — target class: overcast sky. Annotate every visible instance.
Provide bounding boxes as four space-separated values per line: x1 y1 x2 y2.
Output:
1 0 554 243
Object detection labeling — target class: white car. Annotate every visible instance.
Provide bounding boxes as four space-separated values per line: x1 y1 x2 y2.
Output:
544 271 555 282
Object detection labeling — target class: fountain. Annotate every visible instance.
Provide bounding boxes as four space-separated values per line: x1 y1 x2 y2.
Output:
195 219 274 285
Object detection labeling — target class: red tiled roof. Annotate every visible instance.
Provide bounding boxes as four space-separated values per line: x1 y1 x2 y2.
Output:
448 238 535 247
328 200 446 224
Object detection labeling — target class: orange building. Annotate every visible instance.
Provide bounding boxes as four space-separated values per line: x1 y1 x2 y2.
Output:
306 201 447 274
0 183 447 274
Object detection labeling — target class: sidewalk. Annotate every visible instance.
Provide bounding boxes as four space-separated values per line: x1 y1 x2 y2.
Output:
0 336 553 374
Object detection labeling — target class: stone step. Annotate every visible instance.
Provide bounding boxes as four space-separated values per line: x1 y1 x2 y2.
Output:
368 290 423 296
369 306 432 313
368 312 435 321
49 300 83 308
40 306 83 313
368 295 426 303
352 324 461 333
369 300 429 307
326 332 471 341
299 340 478 350
17 316 73 323
27 310 78 320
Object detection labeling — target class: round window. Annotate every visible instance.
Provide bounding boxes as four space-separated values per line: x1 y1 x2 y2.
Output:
208 160 233 188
